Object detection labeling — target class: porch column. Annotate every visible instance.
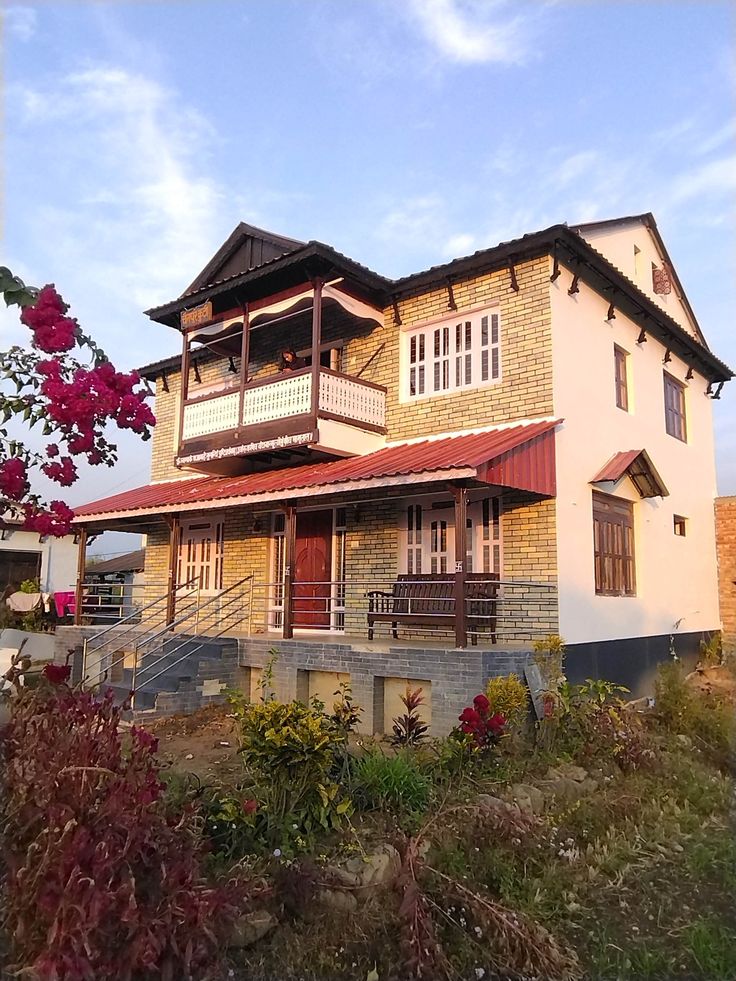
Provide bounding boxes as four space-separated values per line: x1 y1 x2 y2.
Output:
165 514 181 624
238 303 249 427
282 501 297 639
178 331 191 447
451 484 468 648
310 278 323 420
73 526 88 626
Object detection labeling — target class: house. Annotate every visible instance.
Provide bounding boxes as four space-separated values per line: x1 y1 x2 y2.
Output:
0 516 78 597
84 548 146 622
64 215 732 730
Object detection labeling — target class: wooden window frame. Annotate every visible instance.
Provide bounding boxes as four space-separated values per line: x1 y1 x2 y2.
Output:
614 345 629 411
664 371 687 442
592 491 636 597
673 515 687 537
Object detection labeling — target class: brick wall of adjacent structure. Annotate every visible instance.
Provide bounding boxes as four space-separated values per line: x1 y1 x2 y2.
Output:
148 256 553 482
715 497 736 653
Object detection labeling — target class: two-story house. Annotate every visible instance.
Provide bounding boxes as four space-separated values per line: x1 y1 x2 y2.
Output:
69 214 732 732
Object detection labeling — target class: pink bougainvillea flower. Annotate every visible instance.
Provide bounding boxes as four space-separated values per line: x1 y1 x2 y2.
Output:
41 456 78 487
43 663 71 684
23 500 75 537
20 285 78 353
0 458 29 501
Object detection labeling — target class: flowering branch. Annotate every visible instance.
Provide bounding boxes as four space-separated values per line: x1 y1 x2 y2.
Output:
0 268 155 536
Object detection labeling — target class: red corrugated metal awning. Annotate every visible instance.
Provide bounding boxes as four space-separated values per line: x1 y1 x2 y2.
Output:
74 419 560 523
591 449 669 498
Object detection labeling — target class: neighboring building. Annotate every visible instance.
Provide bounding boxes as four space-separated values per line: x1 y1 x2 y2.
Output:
67 215 732 727
715 497 736 654
0 517 78 594
85 548 146 621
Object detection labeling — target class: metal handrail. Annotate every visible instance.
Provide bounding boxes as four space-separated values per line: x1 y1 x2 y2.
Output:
133 579 251 685
83 576 200 652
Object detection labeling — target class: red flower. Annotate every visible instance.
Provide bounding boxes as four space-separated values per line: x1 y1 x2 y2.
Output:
45 443 60 458
23 500 75 537
242 798 258 816
43 663 71 684
41 456 78 486
131 726 159 754
459 707 480 726
20 286 78 353
0 458 29 501
473 693 490 714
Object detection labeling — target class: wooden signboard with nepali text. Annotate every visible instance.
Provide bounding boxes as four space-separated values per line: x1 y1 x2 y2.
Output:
181 300 213 330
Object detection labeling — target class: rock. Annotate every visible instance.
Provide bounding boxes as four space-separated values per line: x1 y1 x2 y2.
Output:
477 794 510 811
538 774 598 802
326 843 402 901
317 887 359 912
185 753 194 760
546 763 589 783
675 734 692 749
508 783 545 815
229 910 277 948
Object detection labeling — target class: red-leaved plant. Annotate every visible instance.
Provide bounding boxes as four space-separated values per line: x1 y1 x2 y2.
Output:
0 675 249 980
457 693 507 750
391 687 430 747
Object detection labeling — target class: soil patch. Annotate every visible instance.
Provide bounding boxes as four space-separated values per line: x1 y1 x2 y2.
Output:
146 703 243 783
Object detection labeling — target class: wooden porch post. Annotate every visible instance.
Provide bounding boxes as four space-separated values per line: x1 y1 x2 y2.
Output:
165 514 181 624
310 278 323 420
451 484 468 648
73 526 88 626
282 501 297 639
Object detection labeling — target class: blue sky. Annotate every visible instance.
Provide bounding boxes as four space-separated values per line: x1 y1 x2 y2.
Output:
2 0 735 553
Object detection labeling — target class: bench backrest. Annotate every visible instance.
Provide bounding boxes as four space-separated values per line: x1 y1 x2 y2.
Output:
392 573 498 616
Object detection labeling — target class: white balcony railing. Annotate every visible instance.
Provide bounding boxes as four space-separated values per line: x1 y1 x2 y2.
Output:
242 372 312 426
181 370 386 442
319 371 385 428
181 391 239 440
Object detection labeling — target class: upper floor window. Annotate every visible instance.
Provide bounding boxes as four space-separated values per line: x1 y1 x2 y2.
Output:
663 372 687 442
614 345 629 411
405 306 500 400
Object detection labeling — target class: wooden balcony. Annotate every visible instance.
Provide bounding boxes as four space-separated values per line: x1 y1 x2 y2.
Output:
177 367 387 474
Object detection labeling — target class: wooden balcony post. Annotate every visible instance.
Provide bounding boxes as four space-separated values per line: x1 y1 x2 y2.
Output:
238 303 249 430
310 278 323 419
282 501 297 639
165 514 181 624
451 483 468 648
178 331 191 449
73 526 88 626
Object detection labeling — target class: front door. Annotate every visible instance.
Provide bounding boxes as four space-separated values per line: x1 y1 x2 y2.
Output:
293 510 332 629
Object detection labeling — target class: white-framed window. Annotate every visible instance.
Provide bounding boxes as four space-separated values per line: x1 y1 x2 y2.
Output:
404 306 500 400
177 519 224 595
401 497 502 575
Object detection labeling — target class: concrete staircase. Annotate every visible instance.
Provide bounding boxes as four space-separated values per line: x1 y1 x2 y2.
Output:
106 635 241 720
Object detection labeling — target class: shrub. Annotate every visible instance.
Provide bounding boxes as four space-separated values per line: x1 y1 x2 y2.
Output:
350 749 431 816
698 632 723 668
532 634 566 691
655 661 735 764
234 695 351 843
486 674 529 730
456 693 506 751
391 687 429 747
329 680 363 737
0 679 241 981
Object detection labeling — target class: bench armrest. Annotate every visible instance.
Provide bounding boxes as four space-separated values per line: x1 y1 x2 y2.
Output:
366 590 394 613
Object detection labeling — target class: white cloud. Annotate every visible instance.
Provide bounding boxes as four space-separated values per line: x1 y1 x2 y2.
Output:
667 155 736 206
376 194 447 250
13 66 228 326
403 0 538 66
4 5 37 42
443 232 476 257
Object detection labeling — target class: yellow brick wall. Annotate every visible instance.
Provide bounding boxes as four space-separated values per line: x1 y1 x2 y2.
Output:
715 497 736 653
149 256 552 481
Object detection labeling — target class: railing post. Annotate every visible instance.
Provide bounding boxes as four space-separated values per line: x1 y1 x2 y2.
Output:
451 484 468 648
165 514 181 625
73 526 88 626
282 501 297 639
238 302 249 429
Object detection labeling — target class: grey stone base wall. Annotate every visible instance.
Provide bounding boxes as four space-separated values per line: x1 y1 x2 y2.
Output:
238 637 532 737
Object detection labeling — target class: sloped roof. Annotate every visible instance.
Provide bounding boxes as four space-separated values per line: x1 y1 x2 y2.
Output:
74 420 559 522
85 548 146 576
591 449 669 498
184 222 305 295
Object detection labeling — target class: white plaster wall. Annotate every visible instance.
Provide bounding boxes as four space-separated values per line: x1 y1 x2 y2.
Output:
577 220 700 340
550 263 720 645
0 530 78 592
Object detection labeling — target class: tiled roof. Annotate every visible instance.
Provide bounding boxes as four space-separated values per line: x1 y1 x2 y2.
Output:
74 420 559 521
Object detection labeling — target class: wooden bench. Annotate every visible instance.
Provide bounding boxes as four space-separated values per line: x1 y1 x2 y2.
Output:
367 573 499 645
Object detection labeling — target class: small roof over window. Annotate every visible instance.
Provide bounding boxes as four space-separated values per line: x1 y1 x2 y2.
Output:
591 449 669 498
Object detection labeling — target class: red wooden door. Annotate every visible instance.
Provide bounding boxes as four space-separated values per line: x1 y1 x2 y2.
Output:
293 510 333 628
